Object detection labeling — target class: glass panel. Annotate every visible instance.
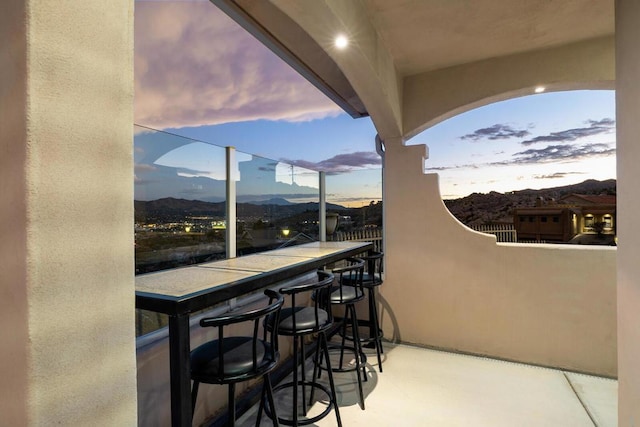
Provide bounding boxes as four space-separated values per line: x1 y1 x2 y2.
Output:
134 125 227 274
325 168 383 251
235 151 319 254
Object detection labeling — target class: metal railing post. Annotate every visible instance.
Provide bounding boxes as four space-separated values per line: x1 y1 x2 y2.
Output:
226 146 237 258
319 171 326 242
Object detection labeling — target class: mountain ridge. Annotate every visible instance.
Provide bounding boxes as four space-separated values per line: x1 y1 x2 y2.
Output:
134 197 347 222
444 178 616 226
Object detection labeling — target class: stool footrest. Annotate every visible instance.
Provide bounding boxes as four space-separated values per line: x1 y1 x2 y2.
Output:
340 327 384 344
270 380 335 426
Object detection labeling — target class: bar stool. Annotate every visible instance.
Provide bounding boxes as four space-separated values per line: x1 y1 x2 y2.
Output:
344 251 384 372
316 257 367 410
190 289 284 427
266 270 342 427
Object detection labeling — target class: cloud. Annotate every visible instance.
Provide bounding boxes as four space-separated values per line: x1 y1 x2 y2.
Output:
283 152 382 174
532 172 585 180
425 142 615 172
134 163 157 183
135 163 157 173
134 2 341 129
236 193 319 202
460 124 530 141
521 118 615 146
425 164 479 172
174 166 216 177
509 143 616 164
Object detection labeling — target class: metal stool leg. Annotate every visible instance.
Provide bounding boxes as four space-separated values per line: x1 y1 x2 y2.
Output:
228 382 236 427
319 332 342 427
369 288 383 371
348 304 366 409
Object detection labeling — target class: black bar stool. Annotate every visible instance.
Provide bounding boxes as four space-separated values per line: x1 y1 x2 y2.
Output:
315 257 367 410
190 289 284 427
266 270 342 427
344 251 384 372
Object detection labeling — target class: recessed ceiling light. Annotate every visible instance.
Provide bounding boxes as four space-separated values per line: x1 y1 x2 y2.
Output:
335 35 348 49
534 86 546 93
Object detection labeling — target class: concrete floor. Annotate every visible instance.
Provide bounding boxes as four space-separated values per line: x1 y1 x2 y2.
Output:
236 342 617 427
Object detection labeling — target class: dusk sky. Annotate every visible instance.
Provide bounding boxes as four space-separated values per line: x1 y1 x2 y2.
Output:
134 1 616 204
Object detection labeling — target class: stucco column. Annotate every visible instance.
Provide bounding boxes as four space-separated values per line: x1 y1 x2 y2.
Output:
0 1 136 425
616 0 640 424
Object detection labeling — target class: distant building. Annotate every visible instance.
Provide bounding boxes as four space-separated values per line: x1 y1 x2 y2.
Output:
513 194 616 243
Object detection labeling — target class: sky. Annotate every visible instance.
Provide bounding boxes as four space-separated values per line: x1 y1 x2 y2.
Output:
133 1 616 205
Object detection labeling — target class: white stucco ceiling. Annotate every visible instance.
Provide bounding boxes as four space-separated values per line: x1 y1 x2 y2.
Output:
363 0 614 77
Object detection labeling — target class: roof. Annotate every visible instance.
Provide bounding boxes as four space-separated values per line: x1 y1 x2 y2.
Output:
559 194 617 205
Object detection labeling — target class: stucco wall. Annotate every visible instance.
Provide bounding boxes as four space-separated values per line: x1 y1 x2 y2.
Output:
0 1 137 425
381 141 617 377
615 0 640 423
403 36 615 140
0 1 30 424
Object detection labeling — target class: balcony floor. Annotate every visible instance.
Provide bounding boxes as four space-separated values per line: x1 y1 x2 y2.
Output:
236 342 617 427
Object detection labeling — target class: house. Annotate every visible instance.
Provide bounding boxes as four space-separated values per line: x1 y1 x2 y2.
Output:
3 1 640 425
514 194 617 242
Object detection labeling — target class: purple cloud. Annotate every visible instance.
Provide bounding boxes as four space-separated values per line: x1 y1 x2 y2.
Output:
521 118 615 146
510 143 616 163
532 172 585 179
283 152 382 174
460 124 530 141
134 2 341 129
426 142 615 172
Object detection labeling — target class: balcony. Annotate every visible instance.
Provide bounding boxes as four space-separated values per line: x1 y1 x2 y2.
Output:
7 2 640 427
231 343 617 427
133 121 617 425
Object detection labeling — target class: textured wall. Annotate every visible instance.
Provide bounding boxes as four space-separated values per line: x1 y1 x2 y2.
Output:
0 1 137 425
381 140 617 377
403 36 615 140
615 0 640 424
0 0 30 424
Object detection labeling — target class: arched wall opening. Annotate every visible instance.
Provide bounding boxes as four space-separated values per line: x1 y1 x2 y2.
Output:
406 89 616 245
380 87 617 377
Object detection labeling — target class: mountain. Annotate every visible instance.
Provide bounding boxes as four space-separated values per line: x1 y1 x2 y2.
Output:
134 198 225 222
247 197 294 206
134 197 348 223
444 179 616 227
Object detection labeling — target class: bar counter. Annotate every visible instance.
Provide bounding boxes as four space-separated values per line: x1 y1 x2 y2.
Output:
135 240 373 426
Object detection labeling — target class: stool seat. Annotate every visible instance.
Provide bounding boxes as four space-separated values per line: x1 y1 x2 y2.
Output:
191 338 275 381
274 307 329 335
361 272 382 287
329 286 363 304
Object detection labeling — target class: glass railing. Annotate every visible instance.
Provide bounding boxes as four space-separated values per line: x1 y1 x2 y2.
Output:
235 150 320 254
134 125 228 274
325 168 383 251
134 126 323 336
134 126 383 336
